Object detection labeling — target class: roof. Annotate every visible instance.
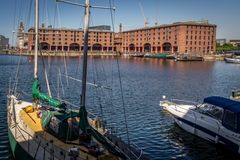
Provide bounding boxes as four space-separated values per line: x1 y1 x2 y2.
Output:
204 96 240 113
28 27 113 33
122 21 217 33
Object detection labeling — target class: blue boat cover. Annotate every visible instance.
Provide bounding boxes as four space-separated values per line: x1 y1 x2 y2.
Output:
204 96 240 113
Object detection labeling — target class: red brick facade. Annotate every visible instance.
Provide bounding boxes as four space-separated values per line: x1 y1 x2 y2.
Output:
119 21 217 55
28 27 114 52
28 21 217 55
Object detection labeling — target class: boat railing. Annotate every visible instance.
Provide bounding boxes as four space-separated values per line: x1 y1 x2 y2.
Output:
11 117 67 160
16 93 145 159
170 98 199 106
130 142 143 160
14 117 88 160
104 132 145 160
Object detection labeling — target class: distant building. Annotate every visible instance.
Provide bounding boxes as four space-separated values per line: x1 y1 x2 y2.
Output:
17 22 28 50
229 39 240 47
119 20 217 55
217 39 226 46
0 35 9 50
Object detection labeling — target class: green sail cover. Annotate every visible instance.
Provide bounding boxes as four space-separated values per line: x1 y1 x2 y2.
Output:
41 110 53 128
79 106 90 133
32 78 62 108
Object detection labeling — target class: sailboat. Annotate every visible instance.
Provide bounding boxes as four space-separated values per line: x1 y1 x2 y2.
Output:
7 0 146 159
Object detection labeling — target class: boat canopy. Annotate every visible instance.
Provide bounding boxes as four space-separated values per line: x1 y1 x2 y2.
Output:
204 96 240 113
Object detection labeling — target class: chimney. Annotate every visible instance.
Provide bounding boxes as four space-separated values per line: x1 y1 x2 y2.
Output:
119 23 122 32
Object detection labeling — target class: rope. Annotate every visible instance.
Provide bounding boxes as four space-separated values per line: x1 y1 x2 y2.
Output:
13 53 23 94
108 0 130 145
39 50 52 97
26 0 33 30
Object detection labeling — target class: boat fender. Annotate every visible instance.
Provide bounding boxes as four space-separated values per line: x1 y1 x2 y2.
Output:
24 105 34 113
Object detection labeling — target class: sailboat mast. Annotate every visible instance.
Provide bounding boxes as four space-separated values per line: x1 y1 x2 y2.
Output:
80 0 90 107
34 0 39 79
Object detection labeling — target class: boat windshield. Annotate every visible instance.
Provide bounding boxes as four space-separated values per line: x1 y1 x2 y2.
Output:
197 103 223 120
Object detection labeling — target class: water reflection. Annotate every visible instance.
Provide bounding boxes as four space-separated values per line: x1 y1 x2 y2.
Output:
1 54 240 159
168 124 239 160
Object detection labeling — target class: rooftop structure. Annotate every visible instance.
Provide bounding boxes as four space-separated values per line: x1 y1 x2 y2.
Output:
217 39 227 46
229 39 240 47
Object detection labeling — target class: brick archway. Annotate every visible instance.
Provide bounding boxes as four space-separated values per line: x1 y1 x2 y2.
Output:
162 42 172 52
92 43 102 51
144 43 151 52
129 44 135 52
69 43 80 51
39 42 50 50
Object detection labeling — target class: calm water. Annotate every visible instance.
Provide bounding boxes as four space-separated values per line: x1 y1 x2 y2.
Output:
1 54 240 160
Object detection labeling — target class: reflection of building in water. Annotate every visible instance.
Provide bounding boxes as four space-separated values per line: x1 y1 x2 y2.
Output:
120 21 216 55
0 35 9 50
17 22 28 50
27 20 217 55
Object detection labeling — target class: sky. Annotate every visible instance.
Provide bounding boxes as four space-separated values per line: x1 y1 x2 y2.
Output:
0 0 240 46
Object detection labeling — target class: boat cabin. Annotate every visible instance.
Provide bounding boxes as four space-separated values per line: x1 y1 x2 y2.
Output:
203 96 240 133
41 110 80 141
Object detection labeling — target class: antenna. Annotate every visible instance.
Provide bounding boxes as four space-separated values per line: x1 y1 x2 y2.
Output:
138 2 148 27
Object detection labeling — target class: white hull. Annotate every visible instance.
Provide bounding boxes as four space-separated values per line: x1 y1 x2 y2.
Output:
160 100 240 154
225 57 240 64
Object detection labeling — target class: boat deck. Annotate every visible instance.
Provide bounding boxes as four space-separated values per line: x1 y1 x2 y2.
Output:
19 108 43 133
18 105 120 160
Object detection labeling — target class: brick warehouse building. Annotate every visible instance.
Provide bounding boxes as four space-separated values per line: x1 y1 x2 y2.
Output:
28 26 114 52
119 21 216 55
28 21 217 55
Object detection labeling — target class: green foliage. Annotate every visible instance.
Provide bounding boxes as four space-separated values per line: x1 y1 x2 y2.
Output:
216 43 239 51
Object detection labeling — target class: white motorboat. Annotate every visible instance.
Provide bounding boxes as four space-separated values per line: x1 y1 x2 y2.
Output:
224 57 240 63
160 96 240 154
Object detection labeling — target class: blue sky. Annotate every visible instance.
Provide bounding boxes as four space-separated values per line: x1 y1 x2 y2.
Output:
0 0 240 46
